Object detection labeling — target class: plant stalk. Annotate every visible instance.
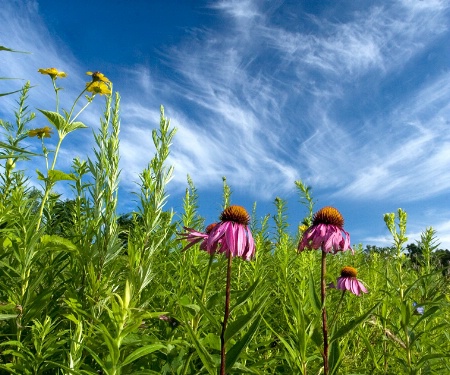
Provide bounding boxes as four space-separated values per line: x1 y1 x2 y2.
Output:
220 254 233 375
321 250 329 375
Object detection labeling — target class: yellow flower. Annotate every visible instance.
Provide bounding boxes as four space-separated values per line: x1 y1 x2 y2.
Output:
86 81 111 95
28 126 53 139
38 68 67 79
86 71 110 83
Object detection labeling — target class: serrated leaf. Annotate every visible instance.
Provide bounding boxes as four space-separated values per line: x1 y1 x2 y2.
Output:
38 109 66 131
66 121 88 133
48 169 76 182
36 169 46 180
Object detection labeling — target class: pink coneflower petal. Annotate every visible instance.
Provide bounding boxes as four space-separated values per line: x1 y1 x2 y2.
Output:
197 205 255 261
334 266 368 296
298 207 353 255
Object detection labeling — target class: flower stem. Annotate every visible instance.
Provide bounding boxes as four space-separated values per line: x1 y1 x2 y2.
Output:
321 250 329 375
201 254 214 301
220 254 233 375
192 254 214 332
329 290 346 330
52 79 59 112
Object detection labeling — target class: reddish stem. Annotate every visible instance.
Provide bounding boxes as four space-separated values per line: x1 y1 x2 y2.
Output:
321 250 329 375
220 254 233 375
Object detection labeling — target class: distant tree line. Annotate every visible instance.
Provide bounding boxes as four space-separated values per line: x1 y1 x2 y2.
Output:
364 244 450 276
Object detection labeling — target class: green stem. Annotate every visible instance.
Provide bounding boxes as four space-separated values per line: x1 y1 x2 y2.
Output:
67 87 89 121
70 100 92 124
52 79 59 112
192 254 214 332
329 290 346 330
201 254 214 301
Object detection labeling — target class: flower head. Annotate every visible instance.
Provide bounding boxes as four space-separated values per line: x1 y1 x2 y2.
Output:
86 71 110 83
206 205 255 260
298 206 352 254
28 126 53 139
179 223 218 255
38 68 67 79
86 81 111 95
331 266 368 296
413 302 424 315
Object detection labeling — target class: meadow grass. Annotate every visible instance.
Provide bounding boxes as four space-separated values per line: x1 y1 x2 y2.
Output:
0 72 449 374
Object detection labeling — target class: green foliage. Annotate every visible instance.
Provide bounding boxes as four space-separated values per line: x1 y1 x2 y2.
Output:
0 71 448 375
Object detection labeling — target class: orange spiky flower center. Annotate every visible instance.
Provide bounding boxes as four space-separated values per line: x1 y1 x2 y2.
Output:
220 205 250 226
205 223 218 234
312 206 344 228
340 266 358 278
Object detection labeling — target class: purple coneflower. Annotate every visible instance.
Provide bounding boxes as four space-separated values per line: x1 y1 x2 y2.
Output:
179 223 218 255
207 205 255 261
332 266 368 296
298 206 353 254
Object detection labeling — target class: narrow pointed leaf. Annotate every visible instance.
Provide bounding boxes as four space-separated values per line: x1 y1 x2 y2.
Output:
225 295 267 342
230 277 260 313
122 344 165 366
0 141 39 155
309 271 321 313
226 315 262 373
183 319 216 375
331 302 380 343
0 314 18 321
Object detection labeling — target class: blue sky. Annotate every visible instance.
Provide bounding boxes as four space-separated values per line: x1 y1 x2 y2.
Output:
1 0 450 249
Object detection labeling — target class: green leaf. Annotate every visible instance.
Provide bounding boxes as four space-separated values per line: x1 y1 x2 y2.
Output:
66 121 88 133
226 314 262 373
416 353 450 366
38 109 66 131
0 89 23 97
331 302 380 343
39 235 78 252
122 344 165 366
359 327 380 370
0 314 18 321
182 317 216 375
192 293 221 330
36 169 46 181
48 169 77 182
224 295 267 342
0 46 30 53
329 339 346 375
309 271 321 313
179 295 200 314
0 141 40 156
412 306 440 330
230 277 260 313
